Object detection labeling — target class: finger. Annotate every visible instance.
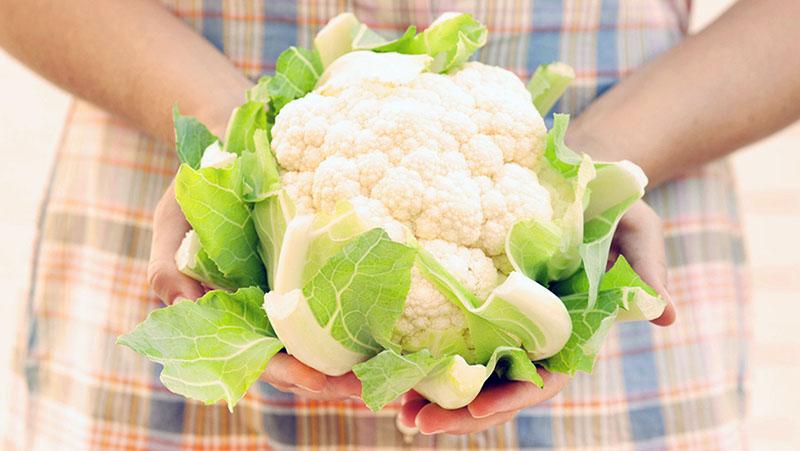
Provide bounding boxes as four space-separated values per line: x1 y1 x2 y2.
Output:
467 370 568 419
147 259 205 305
415 404 518 435
262 353 326 393
401 389 425 404
615 201 676 326
652 302 676 327
287 386 346 401
323 371 362 398
606 245 620 271
398 393 429 430
290 372 362 401
148 181 203 304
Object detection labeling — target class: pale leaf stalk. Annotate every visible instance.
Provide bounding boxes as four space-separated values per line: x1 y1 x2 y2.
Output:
528 62 576 116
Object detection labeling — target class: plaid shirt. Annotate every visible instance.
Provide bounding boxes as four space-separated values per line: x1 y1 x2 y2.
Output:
6 1 749 449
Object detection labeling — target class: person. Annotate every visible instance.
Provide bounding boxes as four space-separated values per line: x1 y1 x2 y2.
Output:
1 0 797 448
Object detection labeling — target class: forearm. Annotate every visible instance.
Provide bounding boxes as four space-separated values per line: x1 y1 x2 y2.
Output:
569 0 800 186
0 0 252 142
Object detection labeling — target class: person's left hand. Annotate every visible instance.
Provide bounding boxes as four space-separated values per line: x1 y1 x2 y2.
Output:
398 200 676 435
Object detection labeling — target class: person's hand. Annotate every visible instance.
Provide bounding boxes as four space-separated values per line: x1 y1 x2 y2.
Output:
398 200 676 435
147 172 362 402
147 115 232 304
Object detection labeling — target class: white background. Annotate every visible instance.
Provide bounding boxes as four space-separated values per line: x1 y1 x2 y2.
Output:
1 1 798 448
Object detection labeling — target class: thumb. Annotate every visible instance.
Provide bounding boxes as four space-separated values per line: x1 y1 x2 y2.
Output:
148 181 204 304
147 259 204 305
615 201 676 326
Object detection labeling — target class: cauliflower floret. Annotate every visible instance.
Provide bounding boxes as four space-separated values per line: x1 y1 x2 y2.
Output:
320 120 360 158
272 93 337 171
451 62 547 168
370 98 459 163
353 152 391 192
421 239 498 300
407 72 476 112
281 171 314 214
349 196 406 242
393 267 467 352
496 164 553 219
311 156 361 212
461 134 504 178
414 172 483 246
392 240 497 352
478 164 553 256
400 147 466 184
371 168 425 222
440 111 478 145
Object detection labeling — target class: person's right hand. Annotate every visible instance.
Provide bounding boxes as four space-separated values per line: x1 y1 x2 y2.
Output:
147 180 363 402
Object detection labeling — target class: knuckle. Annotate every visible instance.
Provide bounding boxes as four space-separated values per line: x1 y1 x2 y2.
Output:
146 260 165 288
147 260 176 302
643 205 663 230
651 213 664 233
260 372 277 385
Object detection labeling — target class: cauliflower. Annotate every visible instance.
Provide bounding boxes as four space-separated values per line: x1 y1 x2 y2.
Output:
270 52 555 353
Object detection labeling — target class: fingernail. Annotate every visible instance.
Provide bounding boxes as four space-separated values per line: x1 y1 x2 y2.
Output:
415 418 445 436
470 409 493 419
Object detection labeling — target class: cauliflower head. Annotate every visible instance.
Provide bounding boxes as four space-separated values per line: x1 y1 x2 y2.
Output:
270 52 554 353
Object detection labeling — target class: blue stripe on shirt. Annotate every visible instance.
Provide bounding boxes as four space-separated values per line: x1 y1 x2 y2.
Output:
516 409 555 448
257 382 298 445
596 0 620 97
527 0 564 126
618 321 667 445
201 0 224 51
261 0 299 73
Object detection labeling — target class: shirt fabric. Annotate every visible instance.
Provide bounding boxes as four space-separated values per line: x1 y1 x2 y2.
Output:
5 1 749 449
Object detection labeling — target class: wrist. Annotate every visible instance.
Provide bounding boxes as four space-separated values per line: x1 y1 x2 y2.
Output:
565 114 668 186
564 116 621 161
195 83 253 139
